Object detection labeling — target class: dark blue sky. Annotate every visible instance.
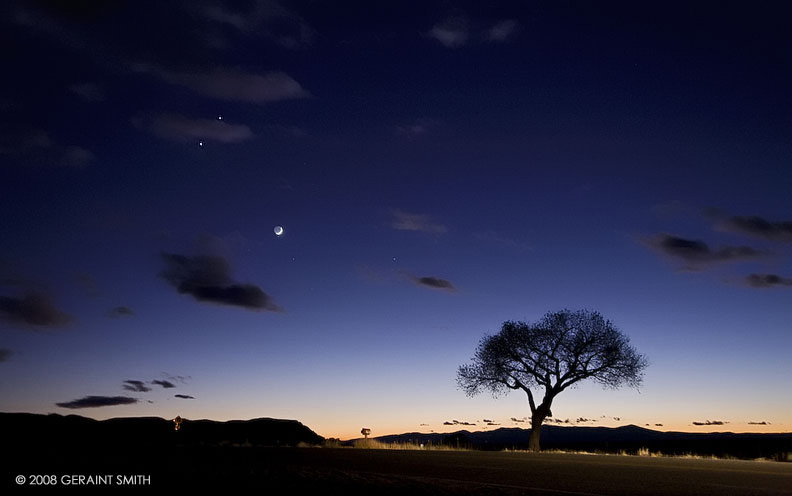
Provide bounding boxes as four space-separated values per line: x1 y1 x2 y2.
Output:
1 0 790 438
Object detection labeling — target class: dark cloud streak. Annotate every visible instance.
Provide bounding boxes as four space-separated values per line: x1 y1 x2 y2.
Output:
0 292 72 328
646 234 766 265
692 420 728 426
745 274 792 288
723 216 792 242
151 379 176 389
160 253 283 312
56 396 138 409
122 380 151 392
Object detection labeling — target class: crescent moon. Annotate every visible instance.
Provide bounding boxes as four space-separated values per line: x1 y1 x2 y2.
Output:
274 226 284 236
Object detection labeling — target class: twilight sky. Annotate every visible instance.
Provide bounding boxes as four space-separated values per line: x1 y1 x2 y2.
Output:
1 0 790 440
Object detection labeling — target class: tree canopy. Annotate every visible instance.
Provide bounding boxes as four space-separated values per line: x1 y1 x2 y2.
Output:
457 309 648 451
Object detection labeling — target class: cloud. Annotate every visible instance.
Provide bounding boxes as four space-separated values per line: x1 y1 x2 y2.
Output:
147 67 309 103
395 118 440 137
692 420 728 426
645 234 766 265
56 396 138 409
162 373 191 385
0 348 11 363
486 20 519 42
122 380 151 393
109 306 134 318
748 421 770 425
745 273 792 288
721 216 792 242
405 274 456 292
151 379 176 389
391 210 447 234
144 113 253 144
429 17 470 47
198 1 314 48
655 423 664 427
160 253 283 312
443 420 476 426
510 417 527 423
61 146 95 168
0 292 72 328
174 394 195 400
70 82 105 102
0 129 94 168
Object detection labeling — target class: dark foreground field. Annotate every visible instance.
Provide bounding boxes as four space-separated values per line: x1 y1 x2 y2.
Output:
6 446 792 494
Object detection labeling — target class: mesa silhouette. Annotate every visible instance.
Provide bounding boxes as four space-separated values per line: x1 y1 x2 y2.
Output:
1 412 323 450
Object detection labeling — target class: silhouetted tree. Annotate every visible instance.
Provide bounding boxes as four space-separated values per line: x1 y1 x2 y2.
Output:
457 309 648 451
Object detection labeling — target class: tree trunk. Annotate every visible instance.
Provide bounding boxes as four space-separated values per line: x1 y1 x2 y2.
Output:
528 421 543 452
528 402 552 452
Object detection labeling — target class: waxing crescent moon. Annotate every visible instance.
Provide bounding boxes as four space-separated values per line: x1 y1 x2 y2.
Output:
274 226 284 236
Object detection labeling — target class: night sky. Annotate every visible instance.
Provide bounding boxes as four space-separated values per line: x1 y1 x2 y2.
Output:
1 1 790 440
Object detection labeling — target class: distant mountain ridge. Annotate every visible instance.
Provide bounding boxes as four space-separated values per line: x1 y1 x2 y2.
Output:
366 424 791 461
0 412 324 448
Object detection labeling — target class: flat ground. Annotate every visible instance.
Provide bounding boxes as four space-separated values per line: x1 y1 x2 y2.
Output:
6 446 792 494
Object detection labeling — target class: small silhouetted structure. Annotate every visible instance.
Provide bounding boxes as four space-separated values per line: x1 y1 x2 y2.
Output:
173 416 183 431
361 427 371 439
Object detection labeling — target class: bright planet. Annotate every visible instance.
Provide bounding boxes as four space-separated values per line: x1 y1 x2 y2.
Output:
274 226 284 236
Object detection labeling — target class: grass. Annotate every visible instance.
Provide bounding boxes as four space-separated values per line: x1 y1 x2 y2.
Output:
322 438 469 451
517 446 791 463
330 439 790 463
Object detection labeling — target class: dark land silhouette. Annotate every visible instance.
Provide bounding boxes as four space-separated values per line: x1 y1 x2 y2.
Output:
366 424 792 461
2 413 790 492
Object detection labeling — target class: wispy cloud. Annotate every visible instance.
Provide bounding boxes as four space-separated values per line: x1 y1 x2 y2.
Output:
429 17 470 47
721 215 792 242
391 209 447 234
160 253 283 312
70 82 105 102
395 118 440 137
0 292 72 328
748 421 770 425
122 380 151 393
692 419 728 426
645 234 766 266
744 273 792 288
56 395 138 409
0 129 94 168
430 16 519 47
151 379 176 389
174 394 195 400
485 20 519 42
142 113 253 144
404 273 456 292
142 66 309 103
109 306 134 318
443 419 476 426
198 0 314 49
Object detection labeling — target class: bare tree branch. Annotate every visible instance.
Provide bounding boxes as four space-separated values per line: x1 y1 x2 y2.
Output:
457 309 648 451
